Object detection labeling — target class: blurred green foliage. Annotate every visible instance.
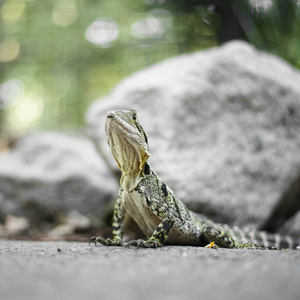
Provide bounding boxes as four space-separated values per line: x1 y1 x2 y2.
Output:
0 0 299 137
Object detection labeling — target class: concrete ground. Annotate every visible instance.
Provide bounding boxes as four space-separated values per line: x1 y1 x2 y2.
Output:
0 240 299 300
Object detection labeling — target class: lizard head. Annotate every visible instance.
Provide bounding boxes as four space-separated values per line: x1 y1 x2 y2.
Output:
105 109 151 190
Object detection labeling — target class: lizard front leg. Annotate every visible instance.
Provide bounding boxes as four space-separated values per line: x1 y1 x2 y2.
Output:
126 193 175 248
90 189 125 246
126 217 175 248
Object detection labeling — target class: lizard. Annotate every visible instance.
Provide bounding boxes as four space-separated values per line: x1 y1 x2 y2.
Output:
90 109 300 250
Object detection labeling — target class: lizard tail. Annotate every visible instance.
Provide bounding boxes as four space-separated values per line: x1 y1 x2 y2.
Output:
223 225 300 249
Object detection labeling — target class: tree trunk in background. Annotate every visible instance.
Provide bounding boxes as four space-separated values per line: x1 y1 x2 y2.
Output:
214 0 248 43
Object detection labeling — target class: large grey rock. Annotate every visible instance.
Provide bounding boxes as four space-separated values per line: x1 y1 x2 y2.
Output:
0 132 118 225
86 41 300 235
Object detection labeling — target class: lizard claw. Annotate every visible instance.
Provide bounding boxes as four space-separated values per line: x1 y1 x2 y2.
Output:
126 239 159 248
89 236 104 246
89 236 122 246
89 236 97 246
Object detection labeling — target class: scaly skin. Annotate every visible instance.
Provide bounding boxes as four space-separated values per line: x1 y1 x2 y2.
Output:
90 110 300 250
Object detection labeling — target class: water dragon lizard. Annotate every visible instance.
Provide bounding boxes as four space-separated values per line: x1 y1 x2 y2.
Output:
90 110 300 250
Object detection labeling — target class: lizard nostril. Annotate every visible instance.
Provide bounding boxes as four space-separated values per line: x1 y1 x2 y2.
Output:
107 111 115 118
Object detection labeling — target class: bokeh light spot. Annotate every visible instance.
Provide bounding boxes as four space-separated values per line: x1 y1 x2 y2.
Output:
249 0 273 14
7 92 44 132
131 14 164 40
0 79 24 109
52 0 79 27
1 0 26 23
85 18 119 47
0 39 20 62
150 9 173 30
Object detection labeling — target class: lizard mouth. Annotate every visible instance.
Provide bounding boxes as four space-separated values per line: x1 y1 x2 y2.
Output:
105 112 139 143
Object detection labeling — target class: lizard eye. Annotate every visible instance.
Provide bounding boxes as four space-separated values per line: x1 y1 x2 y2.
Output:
132 113 137 121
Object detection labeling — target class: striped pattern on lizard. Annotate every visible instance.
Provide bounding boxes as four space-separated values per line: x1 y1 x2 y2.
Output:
90 110 300 250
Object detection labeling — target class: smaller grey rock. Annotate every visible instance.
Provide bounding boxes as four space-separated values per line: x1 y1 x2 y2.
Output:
0 132 118 226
